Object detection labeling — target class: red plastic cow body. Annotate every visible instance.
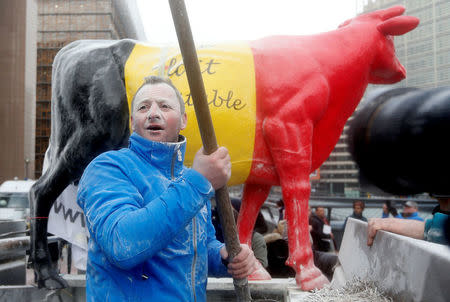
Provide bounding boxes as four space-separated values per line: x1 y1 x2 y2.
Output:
239 5 418 289
29 5 418 290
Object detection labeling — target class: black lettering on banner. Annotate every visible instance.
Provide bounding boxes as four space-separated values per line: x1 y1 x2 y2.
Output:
166 57 220 77
203 59 220 75
184 90 247 111
53 201 86 228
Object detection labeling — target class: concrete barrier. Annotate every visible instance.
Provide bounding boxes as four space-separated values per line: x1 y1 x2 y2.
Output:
334 218 450 302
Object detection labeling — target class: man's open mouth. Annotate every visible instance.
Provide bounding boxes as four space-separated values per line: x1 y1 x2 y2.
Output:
147 125 164 131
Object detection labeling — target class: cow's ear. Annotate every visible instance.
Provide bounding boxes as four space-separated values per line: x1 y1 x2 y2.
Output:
378 16 419 36
379 5 405 20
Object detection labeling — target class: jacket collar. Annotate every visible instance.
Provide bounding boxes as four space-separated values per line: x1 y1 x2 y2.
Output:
352 212 364 219
129 132 186 178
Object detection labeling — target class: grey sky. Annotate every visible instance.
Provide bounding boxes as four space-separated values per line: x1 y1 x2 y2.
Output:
136 0 359 44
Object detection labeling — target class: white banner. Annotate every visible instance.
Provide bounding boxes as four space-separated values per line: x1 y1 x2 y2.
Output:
48 184 88 270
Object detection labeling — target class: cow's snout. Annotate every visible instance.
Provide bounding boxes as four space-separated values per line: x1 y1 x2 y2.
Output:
369 61 406 84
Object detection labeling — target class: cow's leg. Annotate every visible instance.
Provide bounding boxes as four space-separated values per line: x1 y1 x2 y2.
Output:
30 130 128 289
238 183 270 245
263 118 329 290
238 183 271 280
29 157 71 289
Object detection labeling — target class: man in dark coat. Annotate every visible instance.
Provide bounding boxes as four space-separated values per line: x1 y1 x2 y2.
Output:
309 207 332 252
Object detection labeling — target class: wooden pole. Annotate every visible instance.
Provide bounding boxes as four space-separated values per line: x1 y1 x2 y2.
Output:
168 1 252 301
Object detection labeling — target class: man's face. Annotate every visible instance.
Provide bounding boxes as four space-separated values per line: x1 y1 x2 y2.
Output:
354 205 363 215
131 83 187 143
316 207 325 218
403 206 417 215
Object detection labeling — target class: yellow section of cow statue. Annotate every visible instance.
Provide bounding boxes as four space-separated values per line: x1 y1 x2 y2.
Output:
124 42 256 186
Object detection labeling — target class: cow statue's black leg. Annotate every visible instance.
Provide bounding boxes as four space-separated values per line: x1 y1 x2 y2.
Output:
30 131 129 288
29 156 71 289
28 39 134 289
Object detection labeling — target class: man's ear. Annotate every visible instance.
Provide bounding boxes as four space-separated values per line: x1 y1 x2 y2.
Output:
131 115 135 131
180 112 187 130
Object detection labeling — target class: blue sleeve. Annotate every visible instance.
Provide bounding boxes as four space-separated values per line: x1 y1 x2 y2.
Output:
205 200 229 277
77 155 213 270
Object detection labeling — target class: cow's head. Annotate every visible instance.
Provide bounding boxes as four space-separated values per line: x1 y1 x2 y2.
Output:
339 6 419 84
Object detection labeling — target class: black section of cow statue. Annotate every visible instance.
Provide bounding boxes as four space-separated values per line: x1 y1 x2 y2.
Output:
29 40 135 289
348 86 450 196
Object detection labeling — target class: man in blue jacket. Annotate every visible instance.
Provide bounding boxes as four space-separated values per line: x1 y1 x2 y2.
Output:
77 76 257 301
398 201 424 221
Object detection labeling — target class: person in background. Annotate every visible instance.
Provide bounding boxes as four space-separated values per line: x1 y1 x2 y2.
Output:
309 207 333 252
399 201 424 221
276 199 285 222
382 200 399 218
368 196 449 246
309 206 338 280
232 207 268 269
344 200 368 229
212 198 269 269
316 206 330 225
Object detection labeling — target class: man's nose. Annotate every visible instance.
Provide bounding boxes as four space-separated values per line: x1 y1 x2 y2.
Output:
147 103 161 119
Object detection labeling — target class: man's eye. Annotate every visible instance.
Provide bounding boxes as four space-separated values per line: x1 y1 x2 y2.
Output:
161 104 171 109
138 105 148 111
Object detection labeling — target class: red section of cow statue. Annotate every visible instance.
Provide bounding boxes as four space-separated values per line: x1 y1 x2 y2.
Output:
238 6 419 290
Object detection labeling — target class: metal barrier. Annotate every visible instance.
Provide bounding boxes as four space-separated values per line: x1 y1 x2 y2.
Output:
0 235 59 261
0 219 60 287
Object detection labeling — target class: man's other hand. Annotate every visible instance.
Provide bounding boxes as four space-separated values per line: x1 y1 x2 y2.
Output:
192 146 231 190
220 244 257 279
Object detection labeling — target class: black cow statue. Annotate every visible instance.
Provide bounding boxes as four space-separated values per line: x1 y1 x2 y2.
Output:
29 40 135 289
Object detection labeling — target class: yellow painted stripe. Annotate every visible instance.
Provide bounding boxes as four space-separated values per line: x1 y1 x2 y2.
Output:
124 42 256 185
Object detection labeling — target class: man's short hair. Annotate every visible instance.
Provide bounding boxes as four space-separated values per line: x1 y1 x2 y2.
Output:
131 76 185 114
353 200 365 209
404 201 418 208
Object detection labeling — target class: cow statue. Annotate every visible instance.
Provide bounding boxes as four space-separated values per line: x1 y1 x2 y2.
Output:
29 5 419 290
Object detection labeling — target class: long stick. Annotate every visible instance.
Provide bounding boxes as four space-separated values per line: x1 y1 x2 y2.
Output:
168 1 252 301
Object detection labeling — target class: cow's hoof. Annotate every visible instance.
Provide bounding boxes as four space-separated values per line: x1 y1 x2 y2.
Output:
37 274 68 290
34 264 68 289
248 262 271 280
296 266 329 291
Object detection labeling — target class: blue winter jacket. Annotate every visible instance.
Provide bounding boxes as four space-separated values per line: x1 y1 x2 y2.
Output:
77 133 228 301
398 211 424 221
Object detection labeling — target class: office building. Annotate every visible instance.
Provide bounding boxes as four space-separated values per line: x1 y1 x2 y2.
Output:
35 0 146 177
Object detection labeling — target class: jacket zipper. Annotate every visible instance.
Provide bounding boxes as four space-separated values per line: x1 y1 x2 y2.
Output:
171 149 177 180
171 147 197 301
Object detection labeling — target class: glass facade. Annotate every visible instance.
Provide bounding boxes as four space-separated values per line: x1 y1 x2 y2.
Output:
35 0 145 178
